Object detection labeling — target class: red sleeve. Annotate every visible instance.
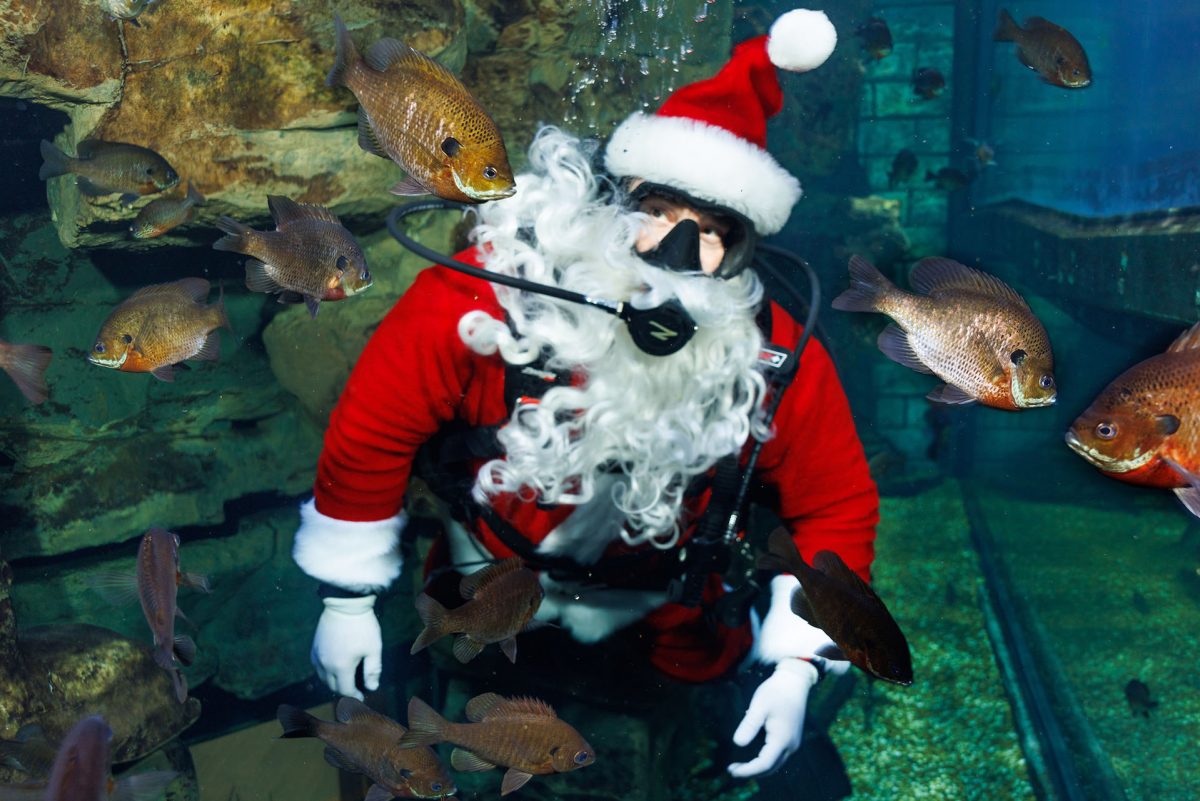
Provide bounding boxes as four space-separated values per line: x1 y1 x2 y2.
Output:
755 318 879 582
314 256 505 522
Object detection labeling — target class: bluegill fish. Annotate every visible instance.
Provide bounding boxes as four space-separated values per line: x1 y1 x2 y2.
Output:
0 340 52 405
100 0 157 26
130 183 205 240
400 695 594 796
136 528 209 703
1066 321 1200 518
995 9 1091 89
88 277 229 382
327 15 516 203
40 716 177 801
832 255 1056 409
856 17 892 61
39 140 178 205
758 527 913 686
277 698 456 800
1124 679 1158 717
411 558 543 664
887 149 917 189
212 195 370 319
911 67 945 100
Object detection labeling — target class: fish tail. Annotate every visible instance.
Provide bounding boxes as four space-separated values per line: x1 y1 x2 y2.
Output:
186 182 205 206
755 526 805 575
327 15 361 89
994 9 1019 41
0 343 52 405
276 704 321 739
831 255 895 313
398 696 448 748
410 593 449 655
211 280 233 333
38 140 72 180
212 216 255 254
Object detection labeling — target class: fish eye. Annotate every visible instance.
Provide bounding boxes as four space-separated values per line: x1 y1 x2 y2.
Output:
484 165 498 179
574 750 590 764
1095 422 1118 440
1040 375 1054 389
122 334 133 344
94 342 106 353
430 783 442 792
360 268 370 281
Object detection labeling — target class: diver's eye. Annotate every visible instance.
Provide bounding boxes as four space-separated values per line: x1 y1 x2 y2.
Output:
94 343 106 353
574 750 590 764
1095 422 1118 440
483 165 498 179
1040 375 1054 389
1011 349 1027 365
121 334 133 344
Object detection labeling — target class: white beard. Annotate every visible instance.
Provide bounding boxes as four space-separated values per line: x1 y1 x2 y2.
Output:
458 128 768 550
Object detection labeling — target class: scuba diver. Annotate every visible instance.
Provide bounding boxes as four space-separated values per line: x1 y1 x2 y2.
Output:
291 7 879 797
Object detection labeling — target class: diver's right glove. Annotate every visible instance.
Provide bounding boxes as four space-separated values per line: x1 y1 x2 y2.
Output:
311 593 382 700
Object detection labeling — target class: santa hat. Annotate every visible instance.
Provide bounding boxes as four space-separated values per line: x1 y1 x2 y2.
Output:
604 9 837 236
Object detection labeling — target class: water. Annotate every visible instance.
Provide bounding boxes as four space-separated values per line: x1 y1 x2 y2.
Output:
1 2 1198 800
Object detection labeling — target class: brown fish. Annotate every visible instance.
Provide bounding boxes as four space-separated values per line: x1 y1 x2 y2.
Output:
136 527 209 703
994 9 1091 89
757 527 913 686
88 277 229 382
130 183 205 240
1124 679 1159 717
911 67 945 100
0 340 52 405
411 558 543 664
925 167 974 191
278 698 456 800
39 139 178 205
213 195 371 319
856 17 892 61
400 694 594 796
887 149 917 189
1066 322 1200 518
832 255 1056 409
326 15 516 203
40 715 177 801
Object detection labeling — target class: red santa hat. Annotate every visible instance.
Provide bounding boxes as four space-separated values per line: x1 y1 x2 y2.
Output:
604 8 837 236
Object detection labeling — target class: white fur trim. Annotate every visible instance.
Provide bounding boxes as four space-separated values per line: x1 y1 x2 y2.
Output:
754 574 836 664
537 574 667 643
604 112 800 235
292 498 405 594
767 9 838 73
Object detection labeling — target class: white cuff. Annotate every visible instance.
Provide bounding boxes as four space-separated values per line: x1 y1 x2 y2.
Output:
292 498 405 594
754 574 837 664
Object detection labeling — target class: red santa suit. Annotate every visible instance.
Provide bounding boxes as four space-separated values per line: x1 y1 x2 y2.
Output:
301 245 878 682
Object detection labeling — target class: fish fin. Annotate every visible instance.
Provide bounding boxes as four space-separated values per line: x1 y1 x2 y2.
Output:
212 215 255 253
179 571 211 593
815 643 848 662
244 260 284 294
334 696 383 724
0 343 52 405
1167 321 1200 353
75 139 105 159
38 139 71 180
500 636 517 664
194 330 221 362
364 784 394 801
451 748 496 773
831 255 896 313
926 384 977 405
363 36 459 88
76 177 108 197
150 364 176 382
812 550 877 599
398 697 447 748
452 634 485 663
172 634 196 666
276 704 320 738
84 570 140 606
267 194 341 228
119 193 140 206
495 696 558 719
464 692 506 722
500 768 534 796
877 324 934 374
278 290 305 305
757 526 805 577
327 14 361 89
304 295 321 319
410 593 449 654
389 176 432 197
908 257 1029 307
1173 487 1200 520
131 276 210 303
1164 455 1200 486
459 557 523 599
993 8 1019 41
790 587 817 623
323 746 362 774
170 668 188 704
185 182 205 206
110 770 179 801
356 108 389 159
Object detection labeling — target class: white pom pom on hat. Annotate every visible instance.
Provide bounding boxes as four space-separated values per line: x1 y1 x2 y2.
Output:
767 8 839 73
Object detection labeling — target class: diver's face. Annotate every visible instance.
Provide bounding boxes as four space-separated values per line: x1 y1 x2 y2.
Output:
634 193 730 274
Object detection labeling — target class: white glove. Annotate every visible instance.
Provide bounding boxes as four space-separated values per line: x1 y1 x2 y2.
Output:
311 594 382 700
728 658 818 778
